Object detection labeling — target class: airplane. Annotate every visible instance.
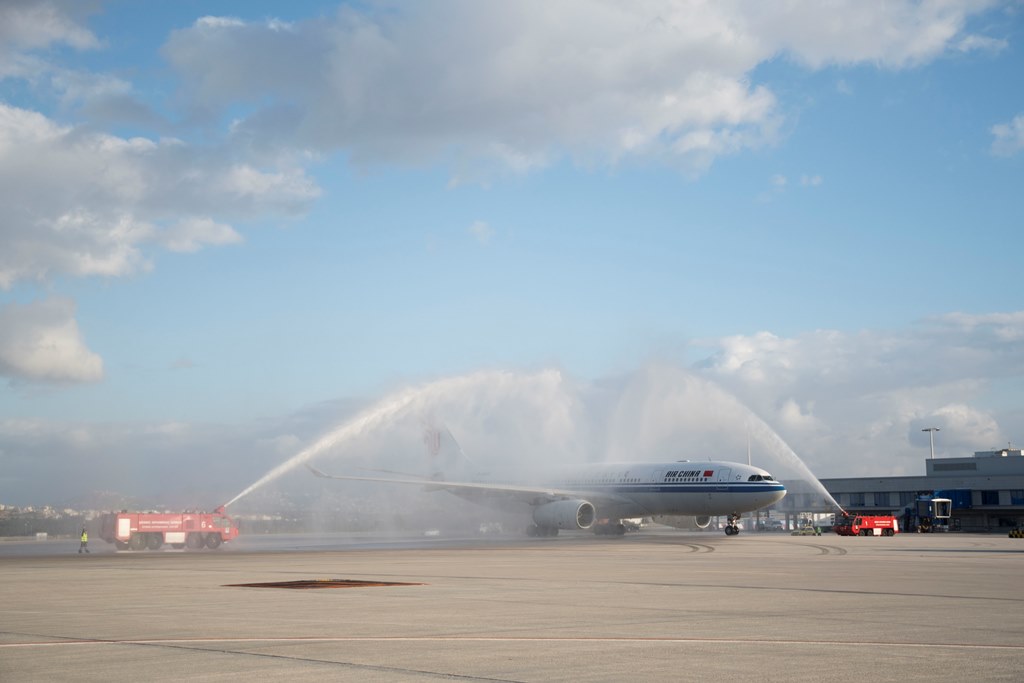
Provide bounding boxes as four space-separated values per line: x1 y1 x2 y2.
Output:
307 427 786 537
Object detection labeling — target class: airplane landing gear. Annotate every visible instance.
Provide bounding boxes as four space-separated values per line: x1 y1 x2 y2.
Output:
592 520 626 536
724 512 741 536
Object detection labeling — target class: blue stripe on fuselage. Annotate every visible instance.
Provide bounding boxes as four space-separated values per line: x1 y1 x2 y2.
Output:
562 483 786 495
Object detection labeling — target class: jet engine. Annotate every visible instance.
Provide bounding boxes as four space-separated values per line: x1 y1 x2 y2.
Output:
533 499 596 530
694 515 712 529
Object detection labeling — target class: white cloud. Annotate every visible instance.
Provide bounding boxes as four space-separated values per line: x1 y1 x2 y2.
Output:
0 101 320 384
468 220 494 245
694 312 1024 475
0 1 162 129
955 33 1007 54
910 403 1002 453
769 173 824 190
0 0 103 104
0 4 325 387
218 164 320 204
935 311 1024 341
699 331 796 383
991 114 1024 157
160 1 996 177
778 398 822 433
159 218 243 253
0 103 319 289
748 0 994 69
196 16 246 30
0 1 98 50
0 298 102 383
49 68 132 105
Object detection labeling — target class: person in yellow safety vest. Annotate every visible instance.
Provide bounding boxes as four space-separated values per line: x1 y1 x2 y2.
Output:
79 526 90 554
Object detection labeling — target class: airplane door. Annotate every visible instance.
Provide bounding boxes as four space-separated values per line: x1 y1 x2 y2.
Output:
711 467 731 512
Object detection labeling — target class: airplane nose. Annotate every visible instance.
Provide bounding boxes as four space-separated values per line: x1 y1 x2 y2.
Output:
771 485 787 504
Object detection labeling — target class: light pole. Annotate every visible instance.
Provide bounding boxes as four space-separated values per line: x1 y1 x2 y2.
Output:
922 427 940 459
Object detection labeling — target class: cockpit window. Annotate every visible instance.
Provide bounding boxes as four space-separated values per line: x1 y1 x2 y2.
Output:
747 474 776 482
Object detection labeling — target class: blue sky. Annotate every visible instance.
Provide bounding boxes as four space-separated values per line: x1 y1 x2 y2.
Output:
1 1 1023 506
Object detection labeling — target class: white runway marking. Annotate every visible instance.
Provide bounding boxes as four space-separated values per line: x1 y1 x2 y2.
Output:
5 636 1024 651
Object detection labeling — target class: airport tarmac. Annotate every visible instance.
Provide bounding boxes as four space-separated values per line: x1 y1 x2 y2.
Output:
2 530 1023 681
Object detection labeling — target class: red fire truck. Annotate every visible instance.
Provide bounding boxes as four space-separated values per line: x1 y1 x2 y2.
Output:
99 506 239 550
833 514 900 537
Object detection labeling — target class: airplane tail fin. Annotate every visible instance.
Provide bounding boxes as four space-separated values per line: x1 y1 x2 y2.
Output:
423 423 473 480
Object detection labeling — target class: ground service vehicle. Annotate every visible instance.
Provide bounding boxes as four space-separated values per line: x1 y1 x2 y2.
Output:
99 506 239 550
833 514 899 536
909 496 953 532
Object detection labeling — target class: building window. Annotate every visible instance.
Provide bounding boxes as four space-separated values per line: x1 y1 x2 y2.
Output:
1011 490 1024 505
981 490 1000 506
933 462 977 471
899 491 915 506
848 492 865 507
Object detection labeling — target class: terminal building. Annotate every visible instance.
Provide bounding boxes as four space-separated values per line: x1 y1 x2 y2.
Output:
769 447 1024 532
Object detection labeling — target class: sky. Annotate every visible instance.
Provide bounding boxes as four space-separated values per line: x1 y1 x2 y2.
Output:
1 0 1023 508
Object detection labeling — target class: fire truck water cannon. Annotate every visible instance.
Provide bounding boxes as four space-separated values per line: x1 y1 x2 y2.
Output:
99 506 240 551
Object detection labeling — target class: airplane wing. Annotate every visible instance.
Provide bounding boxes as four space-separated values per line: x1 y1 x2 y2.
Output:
306 464 627 510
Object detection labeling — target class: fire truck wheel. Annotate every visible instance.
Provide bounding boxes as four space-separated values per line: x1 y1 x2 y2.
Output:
186 533 204 549
129 533 146 550
146 534 163 550
205 534 222 549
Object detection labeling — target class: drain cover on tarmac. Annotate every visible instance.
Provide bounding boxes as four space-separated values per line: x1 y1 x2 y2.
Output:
225 579 423 589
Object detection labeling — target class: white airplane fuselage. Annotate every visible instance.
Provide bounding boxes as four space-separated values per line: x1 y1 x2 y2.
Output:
450 460 786 521
309 456 786 535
